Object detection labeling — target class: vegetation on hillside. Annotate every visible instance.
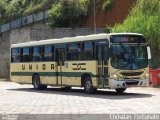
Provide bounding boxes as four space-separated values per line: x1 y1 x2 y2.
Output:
112 0 160 68
48 0 90 28
48 0 114 28
0 0 114 26
0 0 56 25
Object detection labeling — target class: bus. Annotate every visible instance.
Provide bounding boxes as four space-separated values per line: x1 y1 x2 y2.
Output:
10 33 151 94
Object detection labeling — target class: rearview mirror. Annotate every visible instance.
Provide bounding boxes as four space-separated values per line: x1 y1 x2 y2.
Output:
147 46 151 59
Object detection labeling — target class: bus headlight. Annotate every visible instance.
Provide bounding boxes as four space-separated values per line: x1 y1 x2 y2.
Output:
145 73 149 79
113 74 117 78
112 74 121 80
113 74 117 79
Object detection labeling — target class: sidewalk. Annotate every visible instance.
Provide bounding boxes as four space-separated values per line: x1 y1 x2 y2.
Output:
0 78 10 81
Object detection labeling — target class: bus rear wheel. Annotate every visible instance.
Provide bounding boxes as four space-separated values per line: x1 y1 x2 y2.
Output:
33 75 41 90
84 76 94 94
115 88 126 94
33 75 47 90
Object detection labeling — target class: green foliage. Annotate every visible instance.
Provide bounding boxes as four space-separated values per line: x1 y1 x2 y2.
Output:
48 0 90 28
24 0 55 15
103 0 113 10
5 1 24 20
0 1 7 24
0 0 56 25
112 0 160 68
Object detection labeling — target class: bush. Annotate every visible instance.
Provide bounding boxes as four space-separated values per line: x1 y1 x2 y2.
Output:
48 0 90 28
0 1 7 24
24 0 56 15
5 1 24 20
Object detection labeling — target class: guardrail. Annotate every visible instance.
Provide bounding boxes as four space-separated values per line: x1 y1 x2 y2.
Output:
0 11 49 33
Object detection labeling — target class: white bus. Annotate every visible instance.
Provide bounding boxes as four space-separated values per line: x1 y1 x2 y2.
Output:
10 33 151 93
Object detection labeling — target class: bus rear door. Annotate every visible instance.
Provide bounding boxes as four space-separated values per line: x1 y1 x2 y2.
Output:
55 47 65 86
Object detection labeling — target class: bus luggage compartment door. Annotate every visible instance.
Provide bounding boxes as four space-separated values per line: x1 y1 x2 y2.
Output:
97 45 109 87
55 48 65 86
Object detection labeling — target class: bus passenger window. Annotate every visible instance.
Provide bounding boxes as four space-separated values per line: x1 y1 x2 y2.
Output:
32 46 40 61
66 43 81 60
12 48 22 63
81 42 94 60
44 45 53 61
22 48 30 62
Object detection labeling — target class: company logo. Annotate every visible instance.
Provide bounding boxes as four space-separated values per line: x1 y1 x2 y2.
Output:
72 63 86 70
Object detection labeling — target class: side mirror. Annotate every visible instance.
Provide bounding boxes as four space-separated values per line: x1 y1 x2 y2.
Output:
147 46 151 59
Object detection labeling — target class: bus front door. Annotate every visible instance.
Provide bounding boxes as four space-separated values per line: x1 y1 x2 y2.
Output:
97 45 109 87
55 48 65 86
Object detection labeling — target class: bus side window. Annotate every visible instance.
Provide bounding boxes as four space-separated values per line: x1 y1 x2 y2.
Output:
32 46 40 62
44 45 53 61
22 47 30 62
66 43 81 60
12 48 22 63
81 42 94 60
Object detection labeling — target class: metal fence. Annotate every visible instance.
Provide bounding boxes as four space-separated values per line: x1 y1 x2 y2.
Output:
0 10 49 33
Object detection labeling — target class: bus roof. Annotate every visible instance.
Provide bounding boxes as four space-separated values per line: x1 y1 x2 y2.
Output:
11 33 143 48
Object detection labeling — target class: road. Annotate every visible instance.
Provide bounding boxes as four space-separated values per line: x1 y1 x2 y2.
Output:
0 81 160 114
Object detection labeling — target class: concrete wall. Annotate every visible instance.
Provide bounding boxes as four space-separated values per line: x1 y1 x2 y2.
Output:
0 32 10 78
0 22 105 79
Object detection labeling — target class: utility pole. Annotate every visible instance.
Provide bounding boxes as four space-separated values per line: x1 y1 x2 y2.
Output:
93 0 96 34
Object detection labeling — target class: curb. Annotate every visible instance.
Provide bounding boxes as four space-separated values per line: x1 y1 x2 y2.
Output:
0 79 10 81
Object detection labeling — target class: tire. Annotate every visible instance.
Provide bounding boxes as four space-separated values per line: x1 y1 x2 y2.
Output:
33 75 42 90
84 76 94 94
115 88 126 94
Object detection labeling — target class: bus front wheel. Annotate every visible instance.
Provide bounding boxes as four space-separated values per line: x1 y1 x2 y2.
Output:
115 88 126 94
84 76 95 94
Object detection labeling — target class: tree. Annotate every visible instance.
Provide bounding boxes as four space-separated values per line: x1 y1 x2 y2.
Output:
48 0 90 28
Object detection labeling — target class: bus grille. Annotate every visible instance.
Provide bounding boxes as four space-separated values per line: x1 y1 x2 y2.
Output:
124 77 140 80
120 72 143 76
125 81 139 85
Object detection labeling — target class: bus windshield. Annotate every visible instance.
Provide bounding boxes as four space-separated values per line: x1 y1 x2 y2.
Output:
110 44 148 70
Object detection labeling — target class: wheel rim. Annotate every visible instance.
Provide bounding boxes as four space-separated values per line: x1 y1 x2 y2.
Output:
85 81 91 91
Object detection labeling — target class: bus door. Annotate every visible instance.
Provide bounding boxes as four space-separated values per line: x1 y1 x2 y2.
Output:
96 42 109 87
55 48 65 86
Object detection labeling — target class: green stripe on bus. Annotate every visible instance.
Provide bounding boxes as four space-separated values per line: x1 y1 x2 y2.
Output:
11 72 96 77
11 72 56 76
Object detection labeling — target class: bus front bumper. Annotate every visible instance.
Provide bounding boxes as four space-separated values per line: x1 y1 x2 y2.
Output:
109 78 149 89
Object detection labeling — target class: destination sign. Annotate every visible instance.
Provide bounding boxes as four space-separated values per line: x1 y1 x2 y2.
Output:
111 35 145 43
